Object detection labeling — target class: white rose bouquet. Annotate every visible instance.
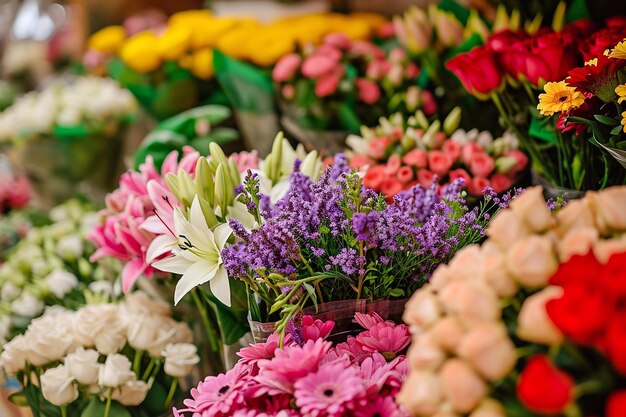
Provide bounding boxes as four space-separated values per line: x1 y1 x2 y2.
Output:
0 199 120 344
1 291 198 417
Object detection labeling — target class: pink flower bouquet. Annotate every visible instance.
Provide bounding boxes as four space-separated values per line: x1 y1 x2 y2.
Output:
347 109 528 199
174 313 411 417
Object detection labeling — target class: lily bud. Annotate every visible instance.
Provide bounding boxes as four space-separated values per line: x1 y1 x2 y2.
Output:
443 107 462 136
209 142 228 167
195 157 215 206
422 120 441 149
492 5 510 33
301 151 322 180
414 110 430 130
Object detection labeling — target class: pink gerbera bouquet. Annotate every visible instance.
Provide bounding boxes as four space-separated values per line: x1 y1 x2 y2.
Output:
174 313 411 417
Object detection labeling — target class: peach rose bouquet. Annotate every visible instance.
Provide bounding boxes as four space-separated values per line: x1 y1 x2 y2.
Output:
398 186 626 417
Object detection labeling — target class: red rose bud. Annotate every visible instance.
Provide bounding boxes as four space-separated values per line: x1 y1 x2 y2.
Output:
607 390 626 417
517 355 574 414
445 46 503 98
417 169 435 189
530 33 578 83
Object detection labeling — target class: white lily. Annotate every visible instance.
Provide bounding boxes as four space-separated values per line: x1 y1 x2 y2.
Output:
152 197 233 307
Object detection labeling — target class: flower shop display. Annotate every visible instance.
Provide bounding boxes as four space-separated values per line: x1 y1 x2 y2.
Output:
174 312 410 417
446 14 626 194
0 291 198 417
346 108 528 199
273 33 435 153
0 77 137 206
398 185 626 416
0 199 120 344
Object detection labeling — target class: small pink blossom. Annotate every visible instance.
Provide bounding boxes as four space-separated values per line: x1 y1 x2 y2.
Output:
272 54 302 82
315 73 341 97
301 316 335 342
230 151 260 173
323 33 352 50
301 54 337 78
355 395 410 417
356 78 381 105
334 336 369 364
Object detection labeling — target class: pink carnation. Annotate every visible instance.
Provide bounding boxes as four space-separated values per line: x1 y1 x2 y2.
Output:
355 78 381 105
323 33 352 50
315 73 341 97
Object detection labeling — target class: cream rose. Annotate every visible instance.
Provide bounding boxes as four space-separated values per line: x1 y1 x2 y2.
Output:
506 235 558 288
73 304 126 353
469 399 506 417
438 280 500 324
588 187 626 233
40 365 79 406
44 270 79 298
509 187 554 232
479 243 518 297
516 286 564 345
403 289 442 330
428 316 466 353
126 313 161 351
485 210 529 248
113 380 150 406
120 291 171 317
11 292 44 317
23 317 74 366
439 359 488 414
407 334 445 371
98 353 136 388
0 334 28 375
557 227 598 262
65 347 100 385
162 343 200 377
554 199 596 237
593 235 626 264
457 323 517 381
55 235 83 260
396 371 443 415
147 318 194 357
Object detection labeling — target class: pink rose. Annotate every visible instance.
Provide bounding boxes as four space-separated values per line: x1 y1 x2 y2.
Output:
363 165 386 190
367 136 391 159
458 323 517 381
301 54 337 78
491 173 514 193
272 53 302 82
356 78 381 104
428 151 453 177
281 85 296 100
403 149 428 168
381 178 404 199
315 73 340 97
350 40 385 59
470 153 495 178
504 150 529 174
323 33 352 50
316 44 342 63
385 154 402 175
349 155 374 169
449 168 471 186
468 177 491 196
389 48 406 62
462 142 483 163
443 140 461 162
366 60 389 80
397 166 414 184
417 169 435 189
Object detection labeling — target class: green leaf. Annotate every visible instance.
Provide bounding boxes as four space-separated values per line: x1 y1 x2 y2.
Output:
142 379 168 414
337 103 362 134
201 279 250 345
528 117 557 143
594 114 620 126
80 397 106 417
565 0 590 23
445 33 483 60
611 125 623 136
437 0 470 25
8 391 29 407
388 288 405 297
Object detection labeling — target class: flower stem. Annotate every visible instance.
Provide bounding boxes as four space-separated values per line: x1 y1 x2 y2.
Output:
191 288 220 353
60 406 67 417
141 358 156 381
132 350 144 375
164 378 178 408
103 389 112 417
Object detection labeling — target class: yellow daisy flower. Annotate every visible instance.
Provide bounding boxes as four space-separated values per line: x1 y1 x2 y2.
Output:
616 84 626 104
609 39 626 59
537 81 585 116
622 111 626 133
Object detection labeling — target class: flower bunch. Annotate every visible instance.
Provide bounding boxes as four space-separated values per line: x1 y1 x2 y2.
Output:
536 35 626 174
347 109 527 198
273 32 435 132
0 77 136 143
446 17 626 191
174 312 410 417
224 166 516 334
0 199 120 344
398 186 626 417
0 292 198 416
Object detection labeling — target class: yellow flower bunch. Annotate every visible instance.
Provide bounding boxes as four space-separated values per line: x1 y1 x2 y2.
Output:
88 10 386 78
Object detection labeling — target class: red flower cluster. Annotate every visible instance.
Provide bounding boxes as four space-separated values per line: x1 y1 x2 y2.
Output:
546 251 626 374
446 19 622 97
517 355 574 414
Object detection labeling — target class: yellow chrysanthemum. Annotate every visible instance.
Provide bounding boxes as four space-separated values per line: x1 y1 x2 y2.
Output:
616 84 626 104
187 17 243 49
120 32 161 73
215 27 257 60
537 81 585 116
88 26 126 53
156 27 191 61
190 48 214 80
621 111 626 133
609 39 626 59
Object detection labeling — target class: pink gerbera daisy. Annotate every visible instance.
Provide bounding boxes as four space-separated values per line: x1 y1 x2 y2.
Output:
334 335 369 364
237 333 286 370
356 322 410 360
359 353 407 395
354 312 384 330
294 362 365 417
354 396 409 417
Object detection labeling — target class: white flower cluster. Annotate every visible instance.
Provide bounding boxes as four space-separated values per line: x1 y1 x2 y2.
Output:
0 77 136 142
0 292 198 407
0 200 119 344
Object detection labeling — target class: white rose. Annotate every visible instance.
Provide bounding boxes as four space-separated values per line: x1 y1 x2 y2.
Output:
95 320 127 355
516 286 564 345
73 304 125 351
479 243 518 297
65 347 100 385
396 371 443 415
509 187 555 232
588 187 626 233
44 270 79 298
120 291 171 317
457 323 517 381
438 280 500 325
24 317 74 366
126 313 161 351
98 353 136 388
407 334 445 371
428 316 466 353
88 281 113 297
1 282 21 301
439 359 488 414
162 343 200 378
0 334 28 375
146 318 194 357
11 292 44 317
506 236 558 288
112 380 150 406
55 235 84 260
593 235 626 264
41 365 79 406
485 210 530 248
555 199 596 237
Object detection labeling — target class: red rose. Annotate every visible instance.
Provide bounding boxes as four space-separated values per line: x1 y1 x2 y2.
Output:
397 166 414 184
605 16 626 28
490 173 514 193
380 178 404 199
549 251 603 287
468 177 490 196
363 165 386 190
428 151 453 177
417 169 435 189
607 390 626 417
517 355 574 414
601 251 626 299
546 281 612 345
448 168 471 186
469 153 495 178
402 149 428 168
579 27 625 61
487 29 528 52
530 32 578 83
561 19 598 42
604 314 626 374
445 46 503 97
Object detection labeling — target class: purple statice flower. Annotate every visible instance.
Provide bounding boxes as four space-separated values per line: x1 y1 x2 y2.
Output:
352 211 379 241
328 248 365 276
329 153 350 181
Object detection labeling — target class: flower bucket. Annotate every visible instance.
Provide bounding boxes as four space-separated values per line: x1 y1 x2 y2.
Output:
248 299 406 343
531 170 585 202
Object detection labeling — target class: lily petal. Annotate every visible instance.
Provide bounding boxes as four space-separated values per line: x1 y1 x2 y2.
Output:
152 254 192 275
146 234 176 263
174 261 218 305
209 266 231 307
213 223 233 251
